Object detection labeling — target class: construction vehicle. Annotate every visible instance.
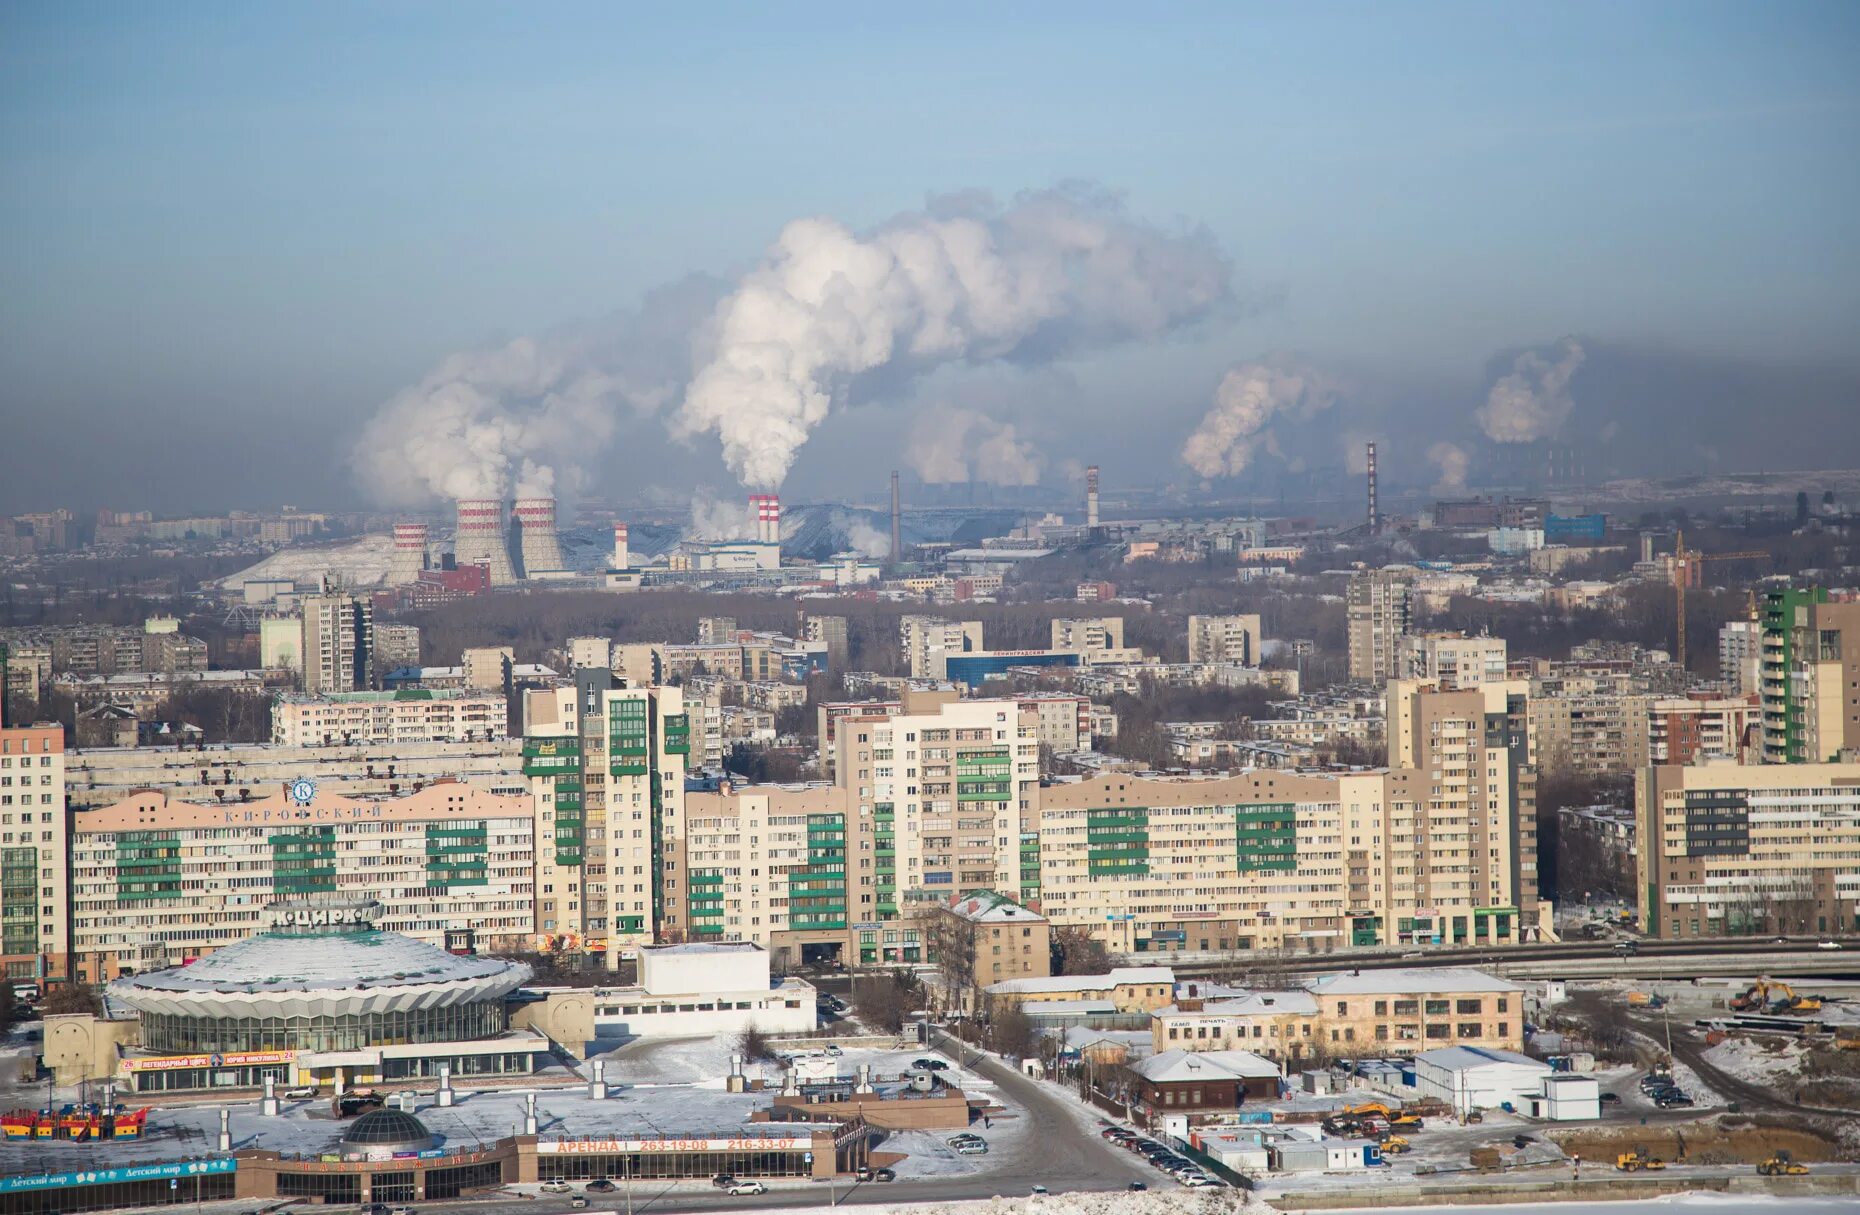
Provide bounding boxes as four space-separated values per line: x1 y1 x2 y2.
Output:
1617 1149 1667 1172
1730 980 1773 1012
1389 1111 1424 1129
1765 982 1821 1014
1626 991 1667 1009
1345 1101 1397 1118
1758 1150 1809 1176
1381 1136 1412 1154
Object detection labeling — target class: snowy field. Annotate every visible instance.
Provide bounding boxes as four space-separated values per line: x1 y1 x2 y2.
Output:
1313 1197 1860 1215
1700 1037 1804 1087
733 1189 1269 1215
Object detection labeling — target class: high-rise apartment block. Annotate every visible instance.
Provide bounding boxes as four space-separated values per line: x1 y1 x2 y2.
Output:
802 615 850 668
300 590 374 693
1186 614 1262 666
900 616 984 678
1347 569 1414 683
0 725 68 982
1718 618 1761 698
1396 632 1508 689
1637 760 1860 939
1760 587 1860 763
1049 617 1125 654
521 671 690 960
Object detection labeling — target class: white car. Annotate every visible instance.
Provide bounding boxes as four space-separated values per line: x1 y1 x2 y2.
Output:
727 1182 766 1196
1817 940 1843 950
954 1142 989 1156
1182 1176 1216 1188
540 1181 573 1195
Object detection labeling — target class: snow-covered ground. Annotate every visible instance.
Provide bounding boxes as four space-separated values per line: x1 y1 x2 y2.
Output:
734 1189 1270 1215
1315 1196 1860 1215
218 534 398 589
1700 1037 1804 1088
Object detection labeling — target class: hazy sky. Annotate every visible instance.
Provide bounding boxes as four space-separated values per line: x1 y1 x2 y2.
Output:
2 2 1857 513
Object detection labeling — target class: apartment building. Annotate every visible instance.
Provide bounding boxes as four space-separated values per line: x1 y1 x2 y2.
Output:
1528 691 1650 776
1396 632 1508 690
1152 968 1524 1062
1718 619 1761 698
301 590 374 693
1645 693 1759 765
62 738 527 812
831 691 1042 911
1760 587 1860 763
675 783 853 966
1346 569 1414 683
1636 760 1860 940
67 783 536 981
924 889 1050 1011
1050 617 1125 654
520 671 690 961
900 616 984 678
0 725 69 982
1186 614 1263 666
270 689 507 747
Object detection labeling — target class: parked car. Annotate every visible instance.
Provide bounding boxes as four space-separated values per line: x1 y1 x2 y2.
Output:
954 1141 989 1156
824 1044 844 1056
540 1182 573 1194
283 1086 317 1099
1655 1093 1694 1108
912 1058 949 1071
358 1205 391 1215
388 1206 416 1215
727 1182 767 1196
1600 1092 1622 1105
1182 1176 1216 1188
1127 1182 1147 1192
855 1166 895 1183
710 1175 737 1190
585 1180 617 1193
1030 1185 1047 1195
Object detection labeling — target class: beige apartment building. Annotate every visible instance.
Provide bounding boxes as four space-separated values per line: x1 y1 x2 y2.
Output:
301 591 374 693
900 616 984 679
1396 632 1508 690
1050 617 1126 654
270 689 507 746
0 724 69 983
1636 760 1860 940
1346 569 1414 683
1186 614 1263 666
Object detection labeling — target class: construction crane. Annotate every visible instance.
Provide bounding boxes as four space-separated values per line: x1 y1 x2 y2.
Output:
1672 531 1767 670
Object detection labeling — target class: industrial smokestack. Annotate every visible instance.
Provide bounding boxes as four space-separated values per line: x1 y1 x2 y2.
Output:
1365 442 1379 535
889 470 901 565
750 493 781 546
1086 464 1100 529
453 499 517 586
512 497 566 577
612 522 630 570
388 522 429 586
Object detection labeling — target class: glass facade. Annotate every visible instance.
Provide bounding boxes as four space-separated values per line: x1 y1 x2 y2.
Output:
141 998 506 1054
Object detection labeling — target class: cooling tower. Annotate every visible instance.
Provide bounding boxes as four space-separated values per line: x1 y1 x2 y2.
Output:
512 497 566 577
453 499 517 585
750 494 781 545
388 522 429 586
612 522 630 570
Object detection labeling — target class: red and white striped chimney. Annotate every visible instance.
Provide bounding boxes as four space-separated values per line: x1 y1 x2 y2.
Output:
511 497 565 577
453 498 517 585
388 522 429 585
611 522 630 570
750 493 781 545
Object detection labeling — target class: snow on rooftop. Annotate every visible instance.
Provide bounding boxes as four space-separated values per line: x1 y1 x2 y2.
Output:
1303 966 1521 996
985 966 1173 995
1130 1048 1282 1082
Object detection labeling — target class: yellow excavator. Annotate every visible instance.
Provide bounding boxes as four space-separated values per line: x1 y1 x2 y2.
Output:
1764 981 1821 1014
1758 1150 1809 1176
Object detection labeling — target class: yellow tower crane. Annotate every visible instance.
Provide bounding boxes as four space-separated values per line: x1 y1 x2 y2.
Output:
1671 531 1767 670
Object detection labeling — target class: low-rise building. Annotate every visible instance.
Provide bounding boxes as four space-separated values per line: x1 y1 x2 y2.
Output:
271 689 507 746
984 966 1174 1015
1126 1049 1283 1116
1412 1045 1552 1115
587 942 816 1039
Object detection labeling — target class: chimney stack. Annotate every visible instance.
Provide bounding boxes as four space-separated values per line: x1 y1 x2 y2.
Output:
889 470 902 565
511 497 566 578
612 522 630 570
1365 442 1379 535
389 522 429 586
750 493 781 546
453 499 517 586
1086 464 1100 529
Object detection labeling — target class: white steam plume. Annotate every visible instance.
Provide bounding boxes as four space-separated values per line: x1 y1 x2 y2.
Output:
908 405 1042 486
841 520 892 559
353 278 721 508
688 493 751 542
1427 441 1470 494
675 185 1230 488
1477 337 1585 443
1181 357 1337 478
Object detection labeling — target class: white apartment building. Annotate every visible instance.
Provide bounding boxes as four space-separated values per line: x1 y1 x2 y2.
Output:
301 592 374 693
271 689 508 747
1397 632 1509 690
900 616 984 679
1187 614 1263 666
1050 617 1126 654
1718 619 1761 698
0 725 69 982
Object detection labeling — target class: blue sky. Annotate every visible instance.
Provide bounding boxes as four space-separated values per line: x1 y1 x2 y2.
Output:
2 2 1857 510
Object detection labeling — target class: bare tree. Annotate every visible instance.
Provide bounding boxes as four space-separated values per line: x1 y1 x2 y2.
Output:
991 1000 1036 1060
1050 924 1111 976
853 969 922 1034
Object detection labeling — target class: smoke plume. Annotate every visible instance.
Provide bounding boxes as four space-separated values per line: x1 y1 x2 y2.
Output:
908 406 1042 486
841 519 892 559
674 185 1230 487
1427 441 1470 494
1476 337 1586 443
1181 357 1337 479
687 493 751 542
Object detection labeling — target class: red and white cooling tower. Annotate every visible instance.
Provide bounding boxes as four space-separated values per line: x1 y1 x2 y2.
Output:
611 522 630 570
511 497 566 577
750 493 781 545
388 522 429 586
453 498 517 585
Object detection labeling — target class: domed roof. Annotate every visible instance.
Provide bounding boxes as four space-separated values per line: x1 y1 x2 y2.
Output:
108 900 531 1021
340 1108 435 1159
